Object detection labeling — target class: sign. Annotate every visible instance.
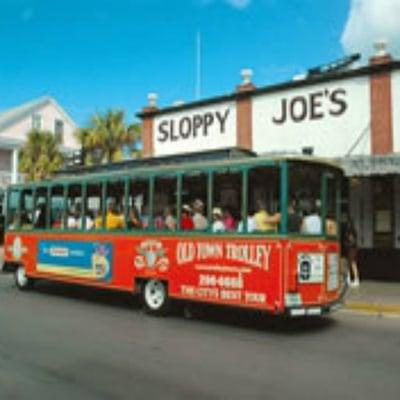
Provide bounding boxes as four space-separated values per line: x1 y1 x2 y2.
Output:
37 240 113 281
252 76 371 157
153 102 237 156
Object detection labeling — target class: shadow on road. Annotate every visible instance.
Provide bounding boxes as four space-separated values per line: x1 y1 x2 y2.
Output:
26 279 336 334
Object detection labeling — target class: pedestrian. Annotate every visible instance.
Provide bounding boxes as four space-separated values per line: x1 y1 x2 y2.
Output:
344 216 360 287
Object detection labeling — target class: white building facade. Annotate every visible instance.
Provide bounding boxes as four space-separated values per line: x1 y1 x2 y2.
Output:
138 50 400 280
0 96 79 189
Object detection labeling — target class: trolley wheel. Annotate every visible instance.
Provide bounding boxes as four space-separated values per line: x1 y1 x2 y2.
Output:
14 265 34 291
142 279 169 315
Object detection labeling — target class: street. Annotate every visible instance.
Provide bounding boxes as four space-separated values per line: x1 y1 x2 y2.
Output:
0 274 399 400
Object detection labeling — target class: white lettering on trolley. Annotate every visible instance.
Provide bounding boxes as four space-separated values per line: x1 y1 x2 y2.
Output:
176 242 272 270
226 244 271 270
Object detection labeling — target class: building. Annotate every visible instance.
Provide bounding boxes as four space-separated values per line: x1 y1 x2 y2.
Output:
0 96 79 189
138 43 400 281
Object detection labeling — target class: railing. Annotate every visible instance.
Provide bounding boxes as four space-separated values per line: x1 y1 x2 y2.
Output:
0 170 24 189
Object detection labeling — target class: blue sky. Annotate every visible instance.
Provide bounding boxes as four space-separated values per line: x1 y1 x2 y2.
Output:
0 0 397 126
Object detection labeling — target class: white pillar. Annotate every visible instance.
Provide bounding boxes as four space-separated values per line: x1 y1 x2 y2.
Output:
11 148 19 184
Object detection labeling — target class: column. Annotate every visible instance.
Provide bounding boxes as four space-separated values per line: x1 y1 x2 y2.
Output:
369 42 394 155
11 148 19 184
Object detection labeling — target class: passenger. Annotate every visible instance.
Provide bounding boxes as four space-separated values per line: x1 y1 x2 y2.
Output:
212 207 225 233
237 208 256 233
127 206 141 229
325 214 337 236
192 199 208 230
223 207 236 231
34 203 47 229
21 210 33 229
79 211 94 230
254 200 281 232
67 206 78 229
180 204 194 230
164 207 177 231
94 210 103 229
140 205 150 229
154 211 165 230
106 200 124 229
52 211 62 229
288 199 302 233
301 201 322 234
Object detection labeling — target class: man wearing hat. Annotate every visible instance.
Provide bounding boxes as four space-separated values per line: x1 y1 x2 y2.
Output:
192 199 208 230
212 207 225 233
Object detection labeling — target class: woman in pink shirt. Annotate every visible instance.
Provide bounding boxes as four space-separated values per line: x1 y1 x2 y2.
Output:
223 207 236 231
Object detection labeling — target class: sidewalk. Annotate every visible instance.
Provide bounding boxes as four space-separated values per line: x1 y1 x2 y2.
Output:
344 280 400 316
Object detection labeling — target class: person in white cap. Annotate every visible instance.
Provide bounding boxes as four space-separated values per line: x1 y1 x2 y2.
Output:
212 207 225 233
192 199 208 230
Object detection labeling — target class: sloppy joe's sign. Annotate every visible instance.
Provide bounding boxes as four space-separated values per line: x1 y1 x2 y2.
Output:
252 76 370 157
153 102 237 156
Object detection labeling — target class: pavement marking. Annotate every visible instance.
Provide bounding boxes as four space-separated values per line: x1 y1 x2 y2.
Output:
344 302 400 317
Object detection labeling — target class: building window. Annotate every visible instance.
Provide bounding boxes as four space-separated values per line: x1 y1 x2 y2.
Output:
32 114 42 130
54 119 64 139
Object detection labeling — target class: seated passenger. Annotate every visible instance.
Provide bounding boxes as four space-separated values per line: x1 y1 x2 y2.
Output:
94 210 103 229
192 199 208 230
164 207 176 231
223 207 236 231
21 210 33 229
180 205 194 230
212 207 225 233
325 214 337 236
67 206 78 229
78 211 94 230
254 200 280 232
140 206 150 229
127 206 141 229
52 211 62 229
237 210 256 233
154 211 165 230
106 201 124 229
34 203 47 229
288 200 302 233
301 201 322 234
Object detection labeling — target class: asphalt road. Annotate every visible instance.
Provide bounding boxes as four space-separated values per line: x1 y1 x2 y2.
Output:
0 274 399 400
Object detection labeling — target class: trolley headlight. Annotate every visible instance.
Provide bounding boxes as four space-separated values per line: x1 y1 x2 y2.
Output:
297 253 324 283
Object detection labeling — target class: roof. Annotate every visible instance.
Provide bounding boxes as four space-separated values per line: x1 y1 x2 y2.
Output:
12 154 342 189
137 60 400 118
0 95 76 133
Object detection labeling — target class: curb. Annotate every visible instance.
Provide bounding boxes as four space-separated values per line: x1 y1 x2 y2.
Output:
345 302 400 316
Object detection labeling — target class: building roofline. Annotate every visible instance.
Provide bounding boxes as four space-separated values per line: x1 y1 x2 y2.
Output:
0 95 77 133
137 60 400 119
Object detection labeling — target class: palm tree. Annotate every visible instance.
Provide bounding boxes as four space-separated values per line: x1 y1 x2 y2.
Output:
76 110 138 165
19 130 64 181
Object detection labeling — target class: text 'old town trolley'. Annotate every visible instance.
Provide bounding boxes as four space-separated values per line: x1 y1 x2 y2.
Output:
3 152 344 317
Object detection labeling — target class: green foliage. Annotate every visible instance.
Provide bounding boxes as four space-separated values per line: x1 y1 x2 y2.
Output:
19 130 64 182
75 110 142 165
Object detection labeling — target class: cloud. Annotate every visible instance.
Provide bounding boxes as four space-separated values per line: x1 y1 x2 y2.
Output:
341 0 400 59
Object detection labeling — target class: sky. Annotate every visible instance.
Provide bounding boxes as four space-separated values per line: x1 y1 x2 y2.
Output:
0 0 399 126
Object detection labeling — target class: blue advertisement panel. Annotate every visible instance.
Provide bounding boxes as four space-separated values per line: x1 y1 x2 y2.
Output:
37 240 113 282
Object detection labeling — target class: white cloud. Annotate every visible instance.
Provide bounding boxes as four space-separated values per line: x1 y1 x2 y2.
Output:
341 0 400 59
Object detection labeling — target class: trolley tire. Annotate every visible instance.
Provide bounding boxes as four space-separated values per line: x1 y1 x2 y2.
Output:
142 279 170 315
14 265 34 291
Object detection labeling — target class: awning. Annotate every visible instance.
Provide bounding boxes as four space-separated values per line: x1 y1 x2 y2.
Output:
339 154 400 177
